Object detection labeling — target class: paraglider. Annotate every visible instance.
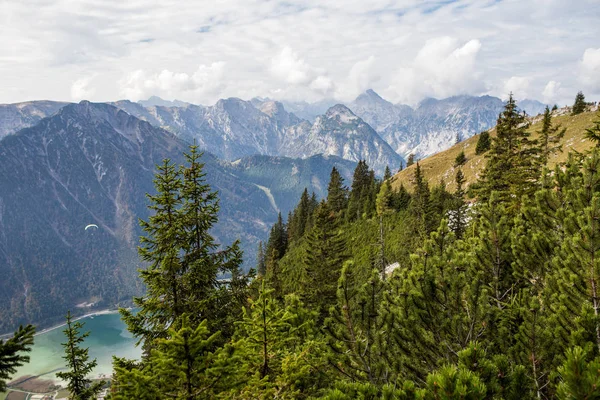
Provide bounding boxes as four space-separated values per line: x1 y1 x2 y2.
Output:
85 224 98 231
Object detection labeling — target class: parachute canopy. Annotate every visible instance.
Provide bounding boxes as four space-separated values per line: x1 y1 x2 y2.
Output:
85 224 98 231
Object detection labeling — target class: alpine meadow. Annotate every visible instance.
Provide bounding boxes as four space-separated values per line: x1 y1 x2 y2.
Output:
1 1 600 399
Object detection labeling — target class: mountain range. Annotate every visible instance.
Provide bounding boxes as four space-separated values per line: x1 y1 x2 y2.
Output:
0 101 356 332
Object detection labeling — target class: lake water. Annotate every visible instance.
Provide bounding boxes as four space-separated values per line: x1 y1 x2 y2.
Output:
10 312 142 382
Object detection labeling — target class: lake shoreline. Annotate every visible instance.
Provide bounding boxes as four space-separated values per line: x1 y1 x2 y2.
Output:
34 308 122 336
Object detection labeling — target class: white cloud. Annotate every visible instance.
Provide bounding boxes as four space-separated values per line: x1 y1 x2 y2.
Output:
71 77 96 101
0 1 599 105
542 80 561 104
335 56 378 102
387 37 483 104
503 76 530 100
119 62 225 102
580 48 600 92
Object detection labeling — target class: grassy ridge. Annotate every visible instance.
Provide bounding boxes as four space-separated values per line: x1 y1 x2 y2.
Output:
391 107 600 192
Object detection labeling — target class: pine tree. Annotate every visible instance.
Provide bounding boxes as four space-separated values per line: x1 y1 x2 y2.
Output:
410 163 433 236
556 347 600 399
406 154 416 167
121 158 184 345
0 324 35 392
475 131 491 155
302 202 347 319
398 161 404 173
257 241 266 277
584 111 600 147
454 151 467 167
383 166 392 181
324 263 391 387
476 94 539 210
449 169 468 239
537 106 565 165
289 189 311 242
572 91 586 115
327 167 348 215
56 311 104 400
112 316 234 400
347 161 371 222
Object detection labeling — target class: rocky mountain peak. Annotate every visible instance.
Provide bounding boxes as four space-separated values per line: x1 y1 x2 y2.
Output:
324 104 359 123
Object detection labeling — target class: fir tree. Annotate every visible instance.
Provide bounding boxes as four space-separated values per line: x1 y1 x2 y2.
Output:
449 169 468 239
398 161 404 173
406 154 416 167
410 163 433 236
475 131 491 155
383 166 392 181
56 311 104 400
476 94 539 210
0 324 35 392
537 106 565 165
302 202 347 319
572 91 586 115
289 189 311 242
327 167 348 215
347 161 372 221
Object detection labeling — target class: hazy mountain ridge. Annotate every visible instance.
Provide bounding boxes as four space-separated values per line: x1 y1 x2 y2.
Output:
0 100 67 139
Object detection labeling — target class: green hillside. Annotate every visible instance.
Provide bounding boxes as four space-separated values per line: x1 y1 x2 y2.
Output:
391 106 600 192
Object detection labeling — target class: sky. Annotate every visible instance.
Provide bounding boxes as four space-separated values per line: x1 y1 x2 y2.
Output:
1 0 599 106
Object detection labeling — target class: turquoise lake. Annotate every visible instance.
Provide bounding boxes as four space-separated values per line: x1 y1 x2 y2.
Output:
11 312 142 382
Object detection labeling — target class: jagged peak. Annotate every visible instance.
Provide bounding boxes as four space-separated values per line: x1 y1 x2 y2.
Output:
325 104 358 120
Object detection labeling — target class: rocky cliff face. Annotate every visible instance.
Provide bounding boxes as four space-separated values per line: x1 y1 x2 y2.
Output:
113 98 400 174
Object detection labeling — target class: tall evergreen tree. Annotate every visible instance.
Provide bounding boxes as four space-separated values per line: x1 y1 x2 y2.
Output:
572 91 586 115
410 163 433 236
302 202 347 319
0 324 35 392
476 94 539 210
289 189 311 242
537 106 565 166
347 161 372 221
56 311 104 400
327 167 348 215
383 166 392 181
449 169 468 239
257 241 266 277
406 154 416 167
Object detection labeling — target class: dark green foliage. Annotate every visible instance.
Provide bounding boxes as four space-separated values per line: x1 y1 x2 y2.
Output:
476 94 539 210
585 111 600 147
552 104 558 111
475 131 491 155
302 202 348 319
572 91 586 115
257 241 266 277
288 189 311 242
383 166 392 181
449 170 468 239
407 154 416 167
398 161 404 173
538 106 565 165
328 167 349 215
347 161 376 222
0 324 35 392
454 150 466 167
121 146 247 346
56 311 104 400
